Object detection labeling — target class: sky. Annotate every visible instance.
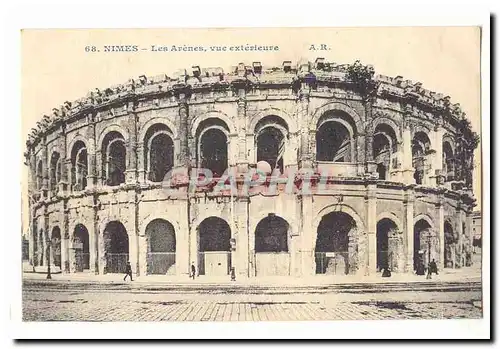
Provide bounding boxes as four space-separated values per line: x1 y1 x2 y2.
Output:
20 27 482 231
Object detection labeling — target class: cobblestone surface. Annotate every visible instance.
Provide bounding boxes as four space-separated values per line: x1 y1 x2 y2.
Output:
23 288 482 321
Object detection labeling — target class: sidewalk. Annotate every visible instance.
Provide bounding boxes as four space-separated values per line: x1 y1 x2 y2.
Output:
22 266 481 287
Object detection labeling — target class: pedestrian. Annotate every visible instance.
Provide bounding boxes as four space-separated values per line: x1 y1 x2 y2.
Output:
123 261 133 281
382 267 391 277
191 262 196 280
429 259 439 275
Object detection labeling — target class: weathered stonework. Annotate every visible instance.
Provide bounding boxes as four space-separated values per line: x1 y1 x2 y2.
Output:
26 59 477 278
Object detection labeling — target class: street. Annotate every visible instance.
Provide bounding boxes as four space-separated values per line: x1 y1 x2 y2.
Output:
23 281 482 321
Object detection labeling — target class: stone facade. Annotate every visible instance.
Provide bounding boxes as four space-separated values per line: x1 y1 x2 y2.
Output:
25 59 478 278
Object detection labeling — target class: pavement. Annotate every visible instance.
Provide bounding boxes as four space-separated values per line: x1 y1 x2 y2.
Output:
22 260 483 321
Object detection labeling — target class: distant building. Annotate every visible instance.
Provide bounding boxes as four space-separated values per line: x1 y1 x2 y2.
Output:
472 211 482 251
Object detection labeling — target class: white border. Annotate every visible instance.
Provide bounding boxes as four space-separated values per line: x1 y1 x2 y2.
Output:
3 0 492 342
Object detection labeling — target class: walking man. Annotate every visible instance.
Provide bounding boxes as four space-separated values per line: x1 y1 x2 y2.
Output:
191 262 196 280
124 261 133 281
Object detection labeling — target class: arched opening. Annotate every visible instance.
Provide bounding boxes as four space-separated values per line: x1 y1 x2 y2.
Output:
376 163 387 180
255 116 289 174
102 131 126 186
315 211 358 275
146 219 176 275
412 132 432 185
444 221 456 268
373 124 397 180
376 218 399 272
196 119 229 179
254 215 291 276
51 226 61 268
37 229 44 266
36 160 43 191
49 152 61 195
197 217 231 276
103 221 129 274
144 124 174 182
316 121 352 162
71 141 88 191
73 224 90 272
413 219 437 271
443 141 455 182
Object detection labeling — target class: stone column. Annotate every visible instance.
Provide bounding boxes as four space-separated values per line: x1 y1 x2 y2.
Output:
437 200 445 269
236 89 248 174
58 129 68 194
125 113 138 184
176 92 190 169
176 219 190 276
235 197 249 278
41 140 49 199
402 125 414 184
300 194 315 276
136 142 146 183
366 183 377 275
404 189 415 272
61 207 69 273
431 125 444 186
86 121 97 188
298 85 312 169
189 224 199 275
456 207 463 268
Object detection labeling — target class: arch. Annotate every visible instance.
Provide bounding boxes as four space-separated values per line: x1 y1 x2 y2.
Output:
196 120 229 178
412 132 432 185
139 117 177 141
314 211 358 275
256 126 285 173
145 219 176 275
70 140 88 191
67 136 89 158
413 214 434 229
372 116 402 143
376 212 403 232
103 221 129 274
310 102 363 132
443 140 455 182
376 218 399 272
197 216 232 276
413 218 437 271
255 215 290 253
144 124 174 182
101 131 126 186
316 119 354 162
73 224 90 271
36 159 43 190
49 151 62 194
97 124 130 151
51 226 62 268
190 110 237 137
249 108 298 133
314 203 365 235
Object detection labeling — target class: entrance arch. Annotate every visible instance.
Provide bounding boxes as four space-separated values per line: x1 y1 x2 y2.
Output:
146 219 176 275
315 211 358 275
254 215 291 276
444 221 456 268
74 224 90 271
197 217 231 276
376 218 400 272
51 226 62 268
103 221 129 274
413 218 437 271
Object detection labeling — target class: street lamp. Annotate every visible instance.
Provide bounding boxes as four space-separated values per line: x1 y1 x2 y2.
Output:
421 230 434 279
46 236 52 279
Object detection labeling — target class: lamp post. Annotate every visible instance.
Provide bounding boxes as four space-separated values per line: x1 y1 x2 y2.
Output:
46 236 52 279
421 230 433 279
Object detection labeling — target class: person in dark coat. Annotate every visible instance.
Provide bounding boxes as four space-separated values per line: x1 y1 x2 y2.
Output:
124 261 133 281
191 262 196 279
429 259 439 275
382 267 391 277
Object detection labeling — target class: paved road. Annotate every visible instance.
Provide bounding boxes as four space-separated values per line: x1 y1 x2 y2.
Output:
23 284 482 321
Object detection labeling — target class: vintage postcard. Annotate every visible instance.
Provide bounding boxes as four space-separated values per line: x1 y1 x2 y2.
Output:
18 26 486 336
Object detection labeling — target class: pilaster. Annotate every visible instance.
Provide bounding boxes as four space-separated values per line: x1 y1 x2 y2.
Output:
404 188 415 272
